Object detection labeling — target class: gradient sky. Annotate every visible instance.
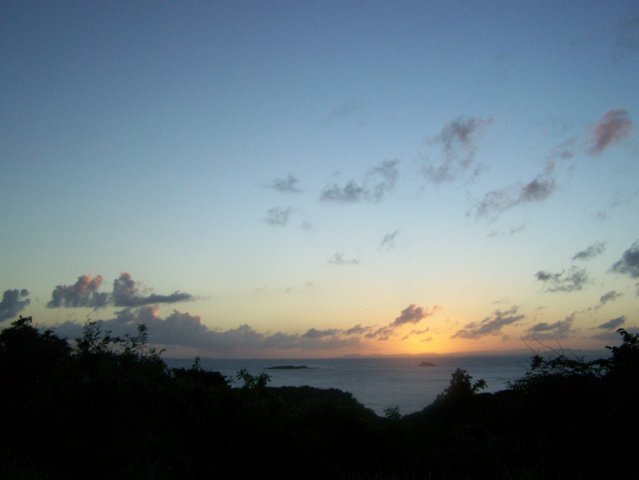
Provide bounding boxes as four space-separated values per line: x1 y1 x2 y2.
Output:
1 1 638 358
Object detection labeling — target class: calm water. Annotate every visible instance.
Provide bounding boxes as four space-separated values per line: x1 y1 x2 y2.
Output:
167 355 533 415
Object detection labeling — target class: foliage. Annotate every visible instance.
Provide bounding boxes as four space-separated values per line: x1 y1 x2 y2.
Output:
236 367 271 390
383 406 401 421
606 327 639 375
0 316 636 479
435 368 487 403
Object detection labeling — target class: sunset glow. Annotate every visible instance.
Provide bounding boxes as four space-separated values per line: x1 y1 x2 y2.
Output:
1 1 637 358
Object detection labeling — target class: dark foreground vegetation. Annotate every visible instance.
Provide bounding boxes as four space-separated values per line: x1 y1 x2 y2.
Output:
1 316 637 479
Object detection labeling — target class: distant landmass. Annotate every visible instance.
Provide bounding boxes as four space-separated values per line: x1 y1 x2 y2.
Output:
266 365 309 370
419 361 437 367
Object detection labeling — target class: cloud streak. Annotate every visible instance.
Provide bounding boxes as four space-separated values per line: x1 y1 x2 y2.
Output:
597 316 625 330
535 267 588 292
452 306 525 339
524 314 575 340
265 207 292 226
470 176 557 221
0 289 30 322
424 116 492 183
572 242 606 261
112 273 193 307
593 290 622 310
610 240 639 278
588 108 632 154
379 230 399 250
327 252 360 265
269 175 302 193
369 304 441 340
320 160 398 203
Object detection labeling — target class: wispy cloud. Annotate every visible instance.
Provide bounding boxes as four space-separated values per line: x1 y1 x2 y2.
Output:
588 108 632 154
487 224 526 238
269 174 302 193
424 116 493 183
379 230 399 250
327 252 360 265
48 273 193 309
0 289 30 322
524 314 575 340
112 273 193 307
320 160 398 203
548 137 576 161
610 240 639 278
595 290 622 309
369 304 442 340
535 267 588 293
470 175 556 221
265 206 292 226
321 181 366 203
597 315 625 330
391 304 433 327
452 306 525 339
572 242 606 261
302 328 341 339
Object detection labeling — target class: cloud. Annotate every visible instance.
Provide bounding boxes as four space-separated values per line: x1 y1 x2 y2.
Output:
369 304 441 340
597 316 625 330
588 108 632 154
401 328 430 340
343 324 371 335
470 175 556 221
424 116 493 183
320 160 398 203
0 289 30 322
327 252 360 265
610 240 639 278
269 175 302 193
47 275 110 309
548 138 576 161
53 306 366 356
487 224 526 238
379 230 399 250
48 273 193 309
320 181 367 203
302 328 341 339
390 305 427 327
596 290 622 308
112 273 193 307
524 314 575 340
535 267 588 292
452 306 525 339
520 177 557 202
265 206 292 226
572 242 606 261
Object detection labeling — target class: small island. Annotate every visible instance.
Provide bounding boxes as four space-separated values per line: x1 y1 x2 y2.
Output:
266 365 309 370
419 361 437 367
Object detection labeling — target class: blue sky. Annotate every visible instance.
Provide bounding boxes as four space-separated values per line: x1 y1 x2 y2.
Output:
1 1 638 357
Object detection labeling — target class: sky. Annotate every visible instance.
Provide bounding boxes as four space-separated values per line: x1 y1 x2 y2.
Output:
1 1 638 358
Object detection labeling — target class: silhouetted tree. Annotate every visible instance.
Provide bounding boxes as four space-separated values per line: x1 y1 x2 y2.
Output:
436 368 486 403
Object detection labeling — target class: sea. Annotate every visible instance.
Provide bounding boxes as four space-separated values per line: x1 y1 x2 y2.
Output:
166 355 536 416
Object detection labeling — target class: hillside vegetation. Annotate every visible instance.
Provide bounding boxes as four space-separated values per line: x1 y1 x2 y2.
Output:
1 316 636 479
